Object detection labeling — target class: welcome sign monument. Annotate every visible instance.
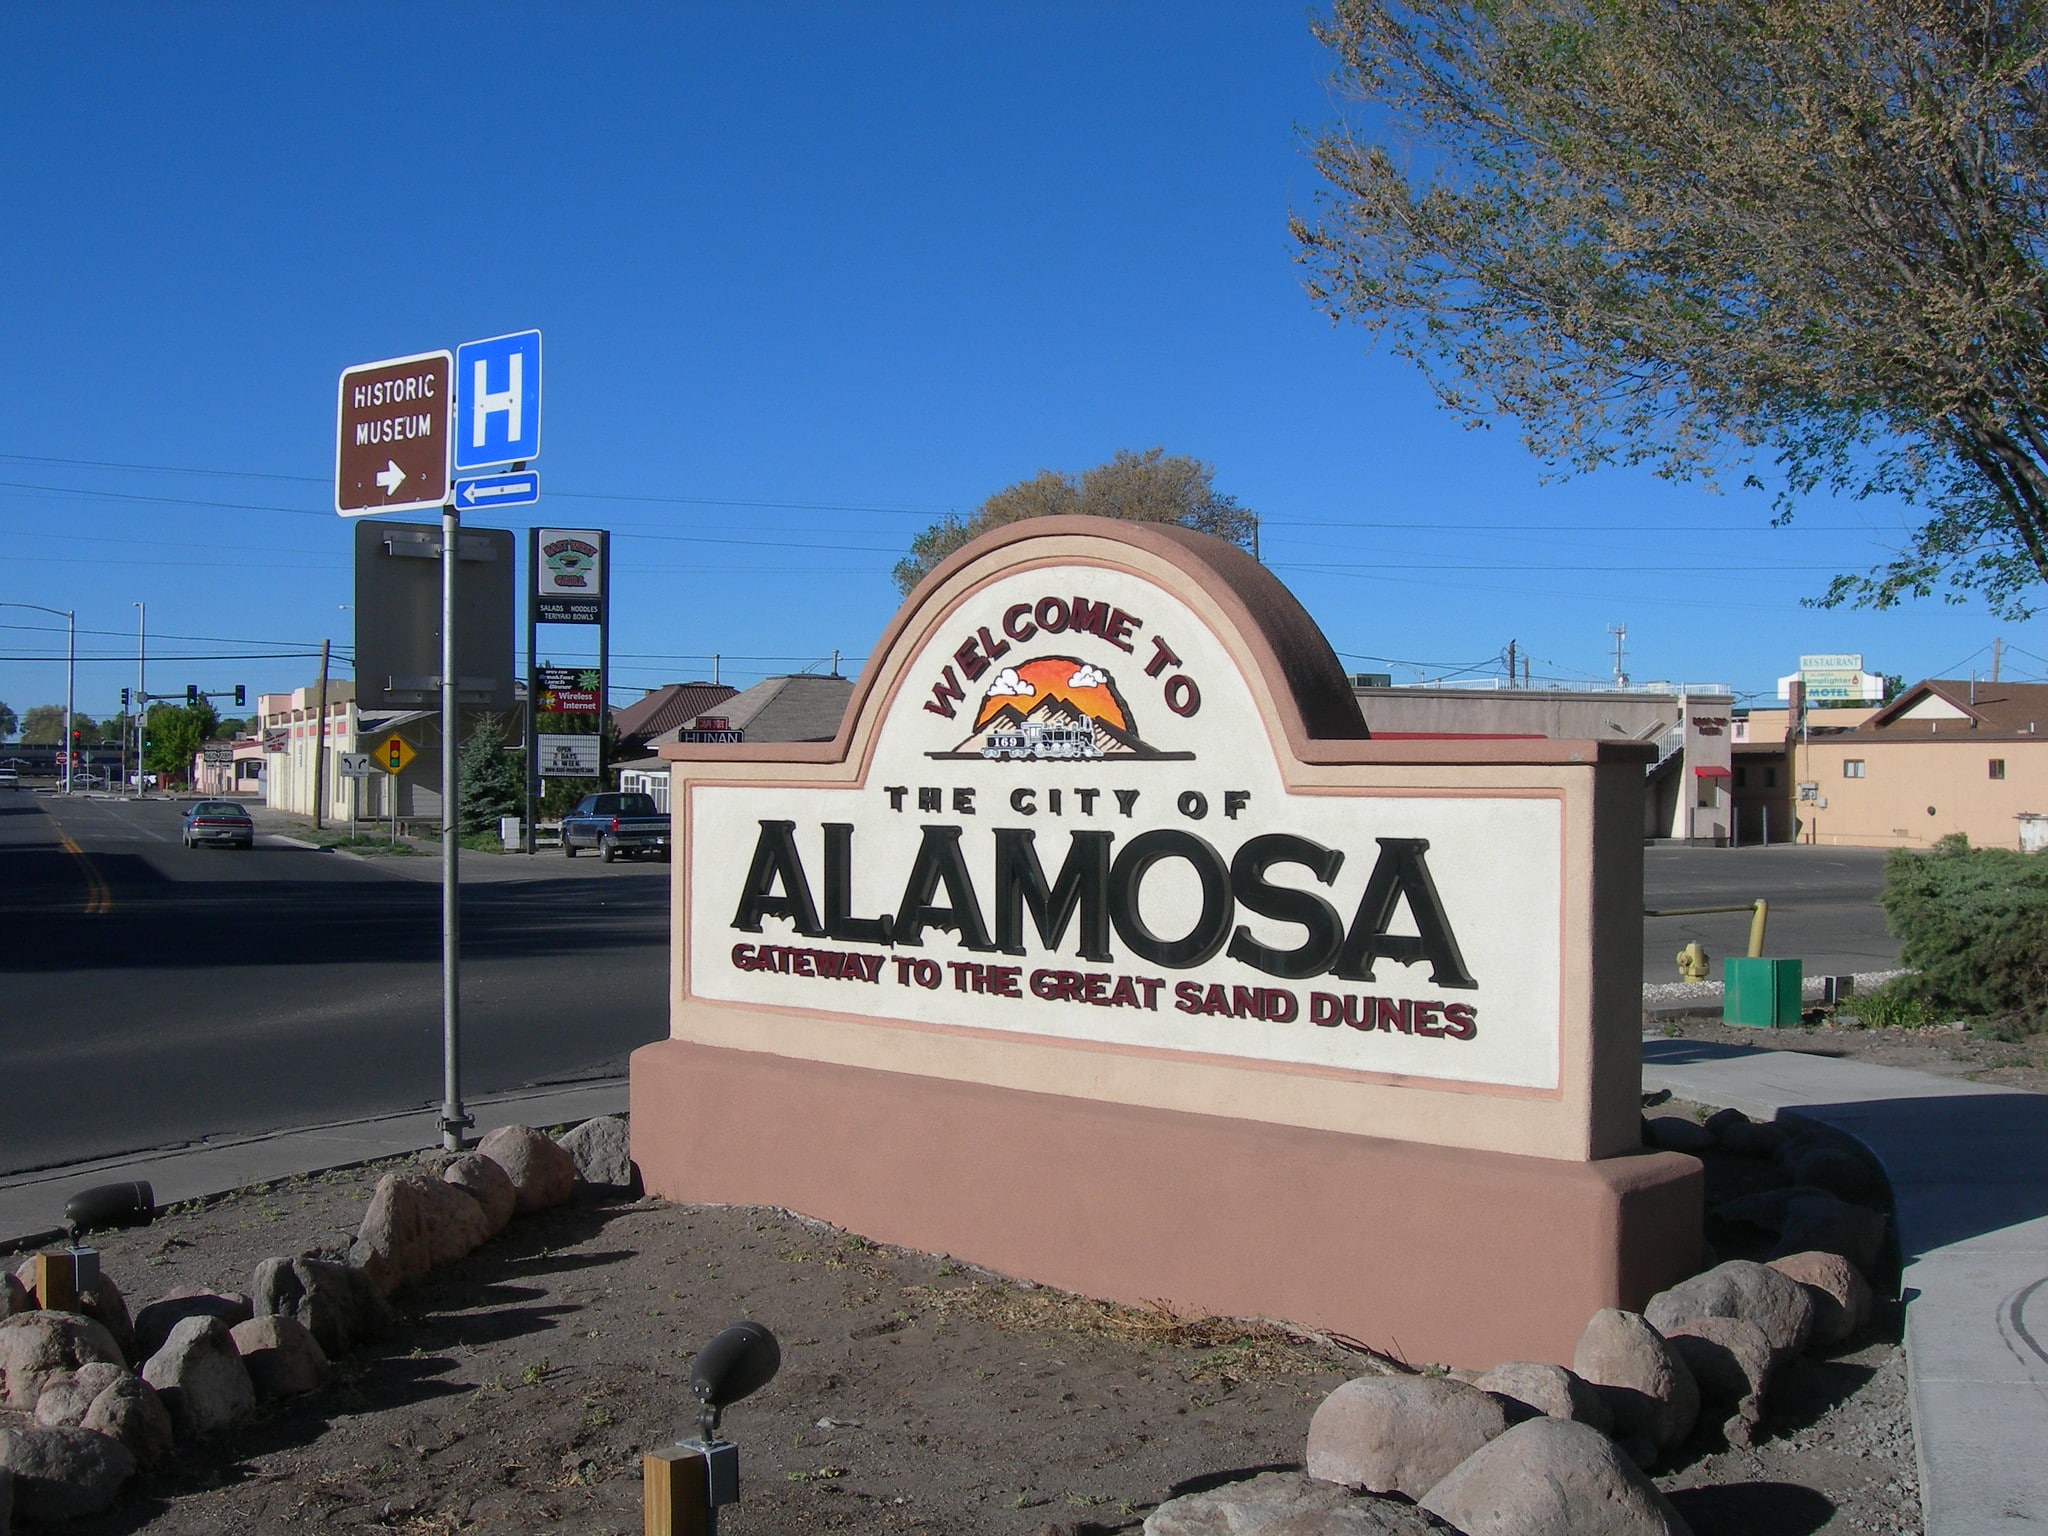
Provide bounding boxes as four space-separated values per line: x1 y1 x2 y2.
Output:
631 518 1700 1365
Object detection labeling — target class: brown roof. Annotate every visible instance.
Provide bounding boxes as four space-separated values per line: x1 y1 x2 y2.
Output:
1858 679 2048 739
611 682 738 742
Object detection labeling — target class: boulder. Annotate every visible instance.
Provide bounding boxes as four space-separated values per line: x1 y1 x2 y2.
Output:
1773 1193 1887 1274
78 1272 135 1364
1145 1469 1457 1534
476 1124 579 1214
1701 1107 1751 1141
1786 1145 1885 1205
347 1173 436 1297
0 1424 135 1522
79 1373 173 1468
1643 1261 1814 1359
2 1273 26 1316
1715 1117 1789 1158
0 1312 126 1408
1767 1251 1873 1347
132 1287 253 1361
1665 1317 1773 1446
1642 1116 1716 1154
1572 1310 1699 1449
1710 1185 1832 1233
142 1315 255 1437
1306 1375 1512 1498
558 1115 639 1195
1419 1416 1692 1536
251 1256 389 1357
407 1173 492 1267
32 1361 125 1426
442 1153 518 1236
231 1314 326 1398
1473 1362 1613 1434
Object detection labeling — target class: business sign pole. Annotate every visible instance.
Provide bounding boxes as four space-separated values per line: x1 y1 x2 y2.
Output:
528 525 607 849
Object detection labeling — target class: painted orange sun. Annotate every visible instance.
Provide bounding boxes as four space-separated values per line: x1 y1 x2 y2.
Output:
974 656 1130 732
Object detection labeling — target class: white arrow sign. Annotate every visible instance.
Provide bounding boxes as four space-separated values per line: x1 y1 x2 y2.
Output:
374 460 407 495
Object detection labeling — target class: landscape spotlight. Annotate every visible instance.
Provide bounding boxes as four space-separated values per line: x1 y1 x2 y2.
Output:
63 1181 154 1240
689 1319 780 1439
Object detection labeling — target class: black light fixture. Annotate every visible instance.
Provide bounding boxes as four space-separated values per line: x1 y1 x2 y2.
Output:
646 1321 780 1532
64 1181 154 1239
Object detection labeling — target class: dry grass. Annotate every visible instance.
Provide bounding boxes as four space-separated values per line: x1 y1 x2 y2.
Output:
905 1276 1396 1384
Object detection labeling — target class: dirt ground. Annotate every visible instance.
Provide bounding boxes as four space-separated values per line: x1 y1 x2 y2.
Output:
1649 1008 2048 1095
33 1132 1919 1536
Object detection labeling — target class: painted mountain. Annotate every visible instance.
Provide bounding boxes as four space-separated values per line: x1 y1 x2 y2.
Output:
930 655 1190 759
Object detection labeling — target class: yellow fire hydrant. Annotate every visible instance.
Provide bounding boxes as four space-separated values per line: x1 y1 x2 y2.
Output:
1675 942 1711 982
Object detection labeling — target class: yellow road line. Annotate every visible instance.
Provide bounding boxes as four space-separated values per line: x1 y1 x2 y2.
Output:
56 833 112 915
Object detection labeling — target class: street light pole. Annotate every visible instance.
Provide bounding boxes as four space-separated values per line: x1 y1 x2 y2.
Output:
0 603 75 793
133 602 146 799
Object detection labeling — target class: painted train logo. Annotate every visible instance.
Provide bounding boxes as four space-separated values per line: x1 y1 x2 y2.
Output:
929 655 1192 762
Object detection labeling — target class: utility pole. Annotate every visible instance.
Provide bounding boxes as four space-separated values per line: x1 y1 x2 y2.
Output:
133 602 145 798
1608 623 1629 689
1506 639 1517 689
312 638 331 830
1993 636 2003 683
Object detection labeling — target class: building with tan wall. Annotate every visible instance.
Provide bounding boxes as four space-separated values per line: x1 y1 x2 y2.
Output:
1794 680 2048 849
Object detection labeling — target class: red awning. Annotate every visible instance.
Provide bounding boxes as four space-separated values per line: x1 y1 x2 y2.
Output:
1693 765 1732 778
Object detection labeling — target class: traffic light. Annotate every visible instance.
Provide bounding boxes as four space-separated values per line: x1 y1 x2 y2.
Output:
234 684 246 708
121 688 129 711
186 684 198 704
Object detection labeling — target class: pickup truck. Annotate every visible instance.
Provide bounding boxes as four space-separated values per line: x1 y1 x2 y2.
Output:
561 791 670 862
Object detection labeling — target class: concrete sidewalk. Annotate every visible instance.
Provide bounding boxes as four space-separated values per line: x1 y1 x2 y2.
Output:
1644 1036 2048 1535
0 1078 628 1250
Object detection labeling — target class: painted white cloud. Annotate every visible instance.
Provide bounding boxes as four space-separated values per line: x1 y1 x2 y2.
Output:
987 667 1036 698
1067 664 1108 689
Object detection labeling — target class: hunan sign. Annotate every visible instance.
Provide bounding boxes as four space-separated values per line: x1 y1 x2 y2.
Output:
634 519 1699 1366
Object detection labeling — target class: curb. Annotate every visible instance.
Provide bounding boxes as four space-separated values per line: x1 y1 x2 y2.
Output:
0 1077 630 1252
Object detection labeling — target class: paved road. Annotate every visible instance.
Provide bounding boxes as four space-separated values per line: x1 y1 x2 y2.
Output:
0 792 667 1177
1 788 1902 1178
1642 843 1900 983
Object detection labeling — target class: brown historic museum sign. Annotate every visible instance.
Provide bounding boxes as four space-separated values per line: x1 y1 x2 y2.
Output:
631 518 1699 1365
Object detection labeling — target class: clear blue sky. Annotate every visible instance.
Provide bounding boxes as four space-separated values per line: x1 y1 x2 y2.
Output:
0 4 2029 727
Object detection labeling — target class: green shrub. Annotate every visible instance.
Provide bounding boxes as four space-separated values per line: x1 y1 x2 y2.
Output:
1880 835 2048 1018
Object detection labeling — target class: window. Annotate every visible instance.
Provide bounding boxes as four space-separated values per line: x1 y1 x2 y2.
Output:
1844 759 1866 778
1764 766 1778 788
1734 766 1748 788
1990 759 2007 780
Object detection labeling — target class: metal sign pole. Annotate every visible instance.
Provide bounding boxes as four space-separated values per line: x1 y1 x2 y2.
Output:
525 526 539 855
441 503 469 1152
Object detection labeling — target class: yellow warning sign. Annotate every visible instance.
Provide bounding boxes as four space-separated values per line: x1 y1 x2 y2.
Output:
376 734 416 774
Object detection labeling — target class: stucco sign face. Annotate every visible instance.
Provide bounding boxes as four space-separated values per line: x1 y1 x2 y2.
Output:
683 561 1564 1093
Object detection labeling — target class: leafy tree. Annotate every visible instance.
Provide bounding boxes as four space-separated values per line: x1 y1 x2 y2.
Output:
142 700 219 783
893 448 1257 596
457 712 526 833
20 704 71 744
1295 1 2048 618
0 701 15 740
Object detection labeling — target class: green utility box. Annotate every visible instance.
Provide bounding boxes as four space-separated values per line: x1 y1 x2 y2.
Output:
1723 957 1804 1028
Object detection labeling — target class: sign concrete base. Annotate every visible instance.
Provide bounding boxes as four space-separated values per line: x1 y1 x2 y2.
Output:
631 1037 1700 1368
